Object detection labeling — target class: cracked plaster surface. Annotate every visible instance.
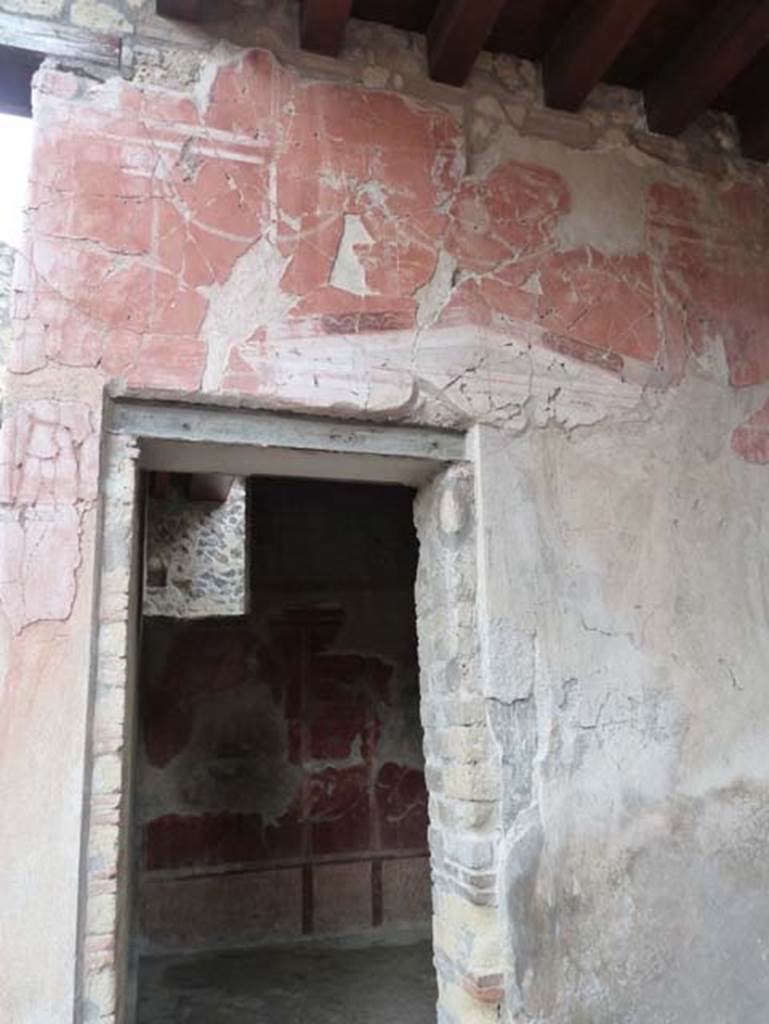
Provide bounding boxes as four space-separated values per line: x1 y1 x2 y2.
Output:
475 364 769 1022
4 49 768 438
0 399 98 633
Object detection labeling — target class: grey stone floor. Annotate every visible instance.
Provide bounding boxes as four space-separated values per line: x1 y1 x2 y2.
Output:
137 937 437 1024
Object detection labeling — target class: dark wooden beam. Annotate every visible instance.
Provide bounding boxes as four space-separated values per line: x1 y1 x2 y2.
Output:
300 0 353 56
427 0 508 86
543 0 657 111
739 107 769 160
645 0 769 137
156 0 210 21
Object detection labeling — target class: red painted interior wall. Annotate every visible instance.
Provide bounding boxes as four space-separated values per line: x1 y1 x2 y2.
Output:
136 476 430 951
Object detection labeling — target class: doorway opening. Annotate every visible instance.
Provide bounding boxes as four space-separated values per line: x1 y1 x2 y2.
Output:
132 472 436 1023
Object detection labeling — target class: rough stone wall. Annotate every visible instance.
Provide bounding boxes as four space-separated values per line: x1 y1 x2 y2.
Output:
1 12 769 1024
143 474 247 618
0 0 140 36
137 477 428 953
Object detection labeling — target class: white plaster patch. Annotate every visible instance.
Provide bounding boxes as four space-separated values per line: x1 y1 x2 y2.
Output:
329 214 375 296
553 151 648 255
439 482 466 535
200 236 293 392
233 322 418 416
415 249 457 329
470 132 651 256
483 622 536 704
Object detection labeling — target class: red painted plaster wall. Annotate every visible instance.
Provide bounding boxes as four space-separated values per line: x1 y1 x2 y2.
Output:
137 477 429 951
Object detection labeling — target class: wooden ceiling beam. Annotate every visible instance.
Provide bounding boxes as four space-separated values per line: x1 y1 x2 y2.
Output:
300 0 354 56
645 0 769 137
427 0 508 86
543 0 657 111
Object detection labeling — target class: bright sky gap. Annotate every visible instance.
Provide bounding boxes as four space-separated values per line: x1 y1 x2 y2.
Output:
0 113 34 249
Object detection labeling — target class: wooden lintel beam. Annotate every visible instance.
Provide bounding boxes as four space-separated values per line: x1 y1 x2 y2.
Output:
427 0 508 87
645 0 769 137
0 12 120 67
739 107 769 161
300 0 354 57
544 0 658 111
156 0 211 21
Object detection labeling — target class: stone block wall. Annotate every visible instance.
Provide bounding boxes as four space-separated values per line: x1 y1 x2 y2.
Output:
0 0 140 36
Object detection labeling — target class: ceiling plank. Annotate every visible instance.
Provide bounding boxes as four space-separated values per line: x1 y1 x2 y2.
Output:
543 0 658 111
156 0 210 20
739 107 769 160
427 0 509 86
300 0 354 56
645 0 769 137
